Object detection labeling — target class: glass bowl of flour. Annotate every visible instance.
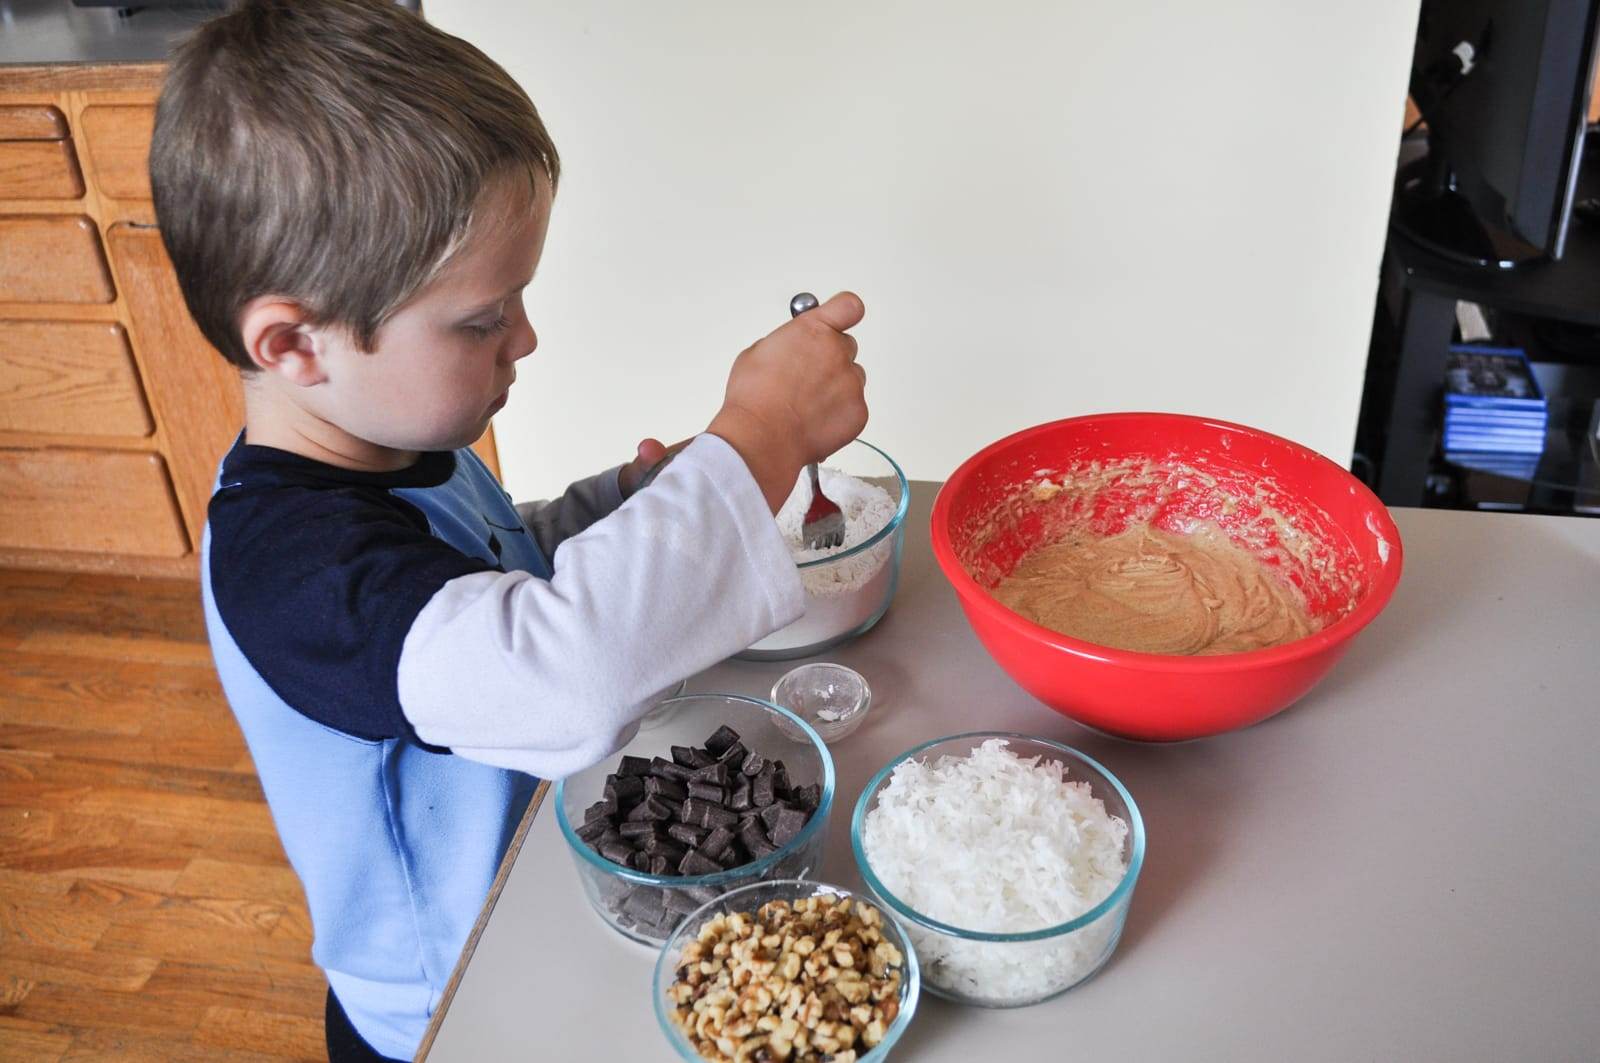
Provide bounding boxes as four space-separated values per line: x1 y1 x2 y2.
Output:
739 439 909 661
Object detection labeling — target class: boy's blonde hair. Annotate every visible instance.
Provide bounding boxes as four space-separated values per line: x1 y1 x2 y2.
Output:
150 0 560 370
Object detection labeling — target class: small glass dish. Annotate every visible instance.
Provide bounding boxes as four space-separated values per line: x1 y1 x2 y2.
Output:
653 879 921 1061
739 439 909 661
851 732 1145 1008
771 662 872 743
555 694 834 946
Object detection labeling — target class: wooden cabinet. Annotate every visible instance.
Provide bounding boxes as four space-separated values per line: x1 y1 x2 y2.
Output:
0 65 501 578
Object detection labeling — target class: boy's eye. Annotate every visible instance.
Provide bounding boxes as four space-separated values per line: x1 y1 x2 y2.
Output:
464 315 511 340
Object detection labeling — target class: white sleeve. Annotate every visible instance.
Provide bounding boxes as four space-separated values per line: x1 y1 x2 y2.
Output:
396 434 804 779
514 466 625 558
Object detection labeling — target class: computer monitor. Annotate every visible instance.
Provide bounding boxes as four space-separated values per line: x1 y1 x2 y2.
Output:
1392 0 1600 269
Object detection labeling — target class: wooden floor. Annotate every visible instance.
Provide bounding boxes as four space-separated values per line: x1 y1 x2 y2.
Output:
0 569 326 1063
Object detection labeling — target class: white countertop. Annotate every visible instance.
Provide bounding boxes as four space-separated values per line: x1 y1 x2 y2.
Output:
423 488 1600 1062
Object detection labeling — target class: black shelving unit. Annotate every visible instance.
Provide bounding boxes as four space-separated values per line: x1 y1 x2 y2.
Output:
1361 129 1600 516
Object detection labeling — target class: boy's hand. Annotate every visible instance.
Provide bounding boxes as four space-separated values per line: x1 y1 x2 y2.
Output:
707 292 868 513
619 438 672 498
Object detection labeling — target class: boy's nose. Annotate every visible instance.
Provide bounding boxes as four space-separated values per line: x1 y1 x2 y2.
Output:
504 322 536 364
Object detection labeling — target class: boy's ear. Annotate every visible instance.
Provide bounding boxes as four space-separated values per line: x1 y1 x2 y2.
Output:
238 296 326 386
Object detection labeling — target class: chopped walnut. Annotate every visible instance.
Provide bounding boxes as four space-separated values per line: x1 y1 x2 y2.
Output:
665 894 906 1062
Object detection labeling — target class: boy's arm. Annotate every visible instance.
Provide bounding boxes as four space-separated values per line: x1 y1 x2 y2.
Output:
512 439 685 557
513 467 625 559
397 434 804 778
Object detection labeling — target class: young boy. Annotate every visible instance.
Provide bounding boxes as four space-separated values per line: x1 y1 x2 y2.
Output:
148 2 867 1059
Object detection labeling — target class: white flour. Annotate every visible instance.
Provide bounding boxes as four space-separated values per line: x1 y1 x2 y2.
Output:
746 467 899 654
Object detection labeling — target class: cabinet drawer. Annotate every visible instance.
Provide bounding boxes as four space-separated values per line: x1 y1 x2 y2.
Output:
0 141 84 199
0 105 70 140
0 105 84 200
80 105 155 201
0 321 153 437
0 215 115 303
0 448 189 558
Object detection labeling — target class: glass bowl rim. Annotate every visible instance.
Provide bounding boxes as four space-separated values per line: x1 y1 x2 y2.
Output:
651 877 922 1062
770 662 873 723
850 730 1145 942
555 694 836 888
794 439 910 571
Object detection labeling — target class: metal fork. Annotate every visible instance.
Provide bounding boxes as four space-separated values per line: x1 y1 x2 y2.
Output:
788 292 846 550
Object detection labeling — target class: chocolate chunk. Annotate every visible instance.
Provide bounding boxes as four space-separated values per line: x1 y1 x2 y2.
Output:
690 761 731 786
751 770 775 808
617 755 652 778
737 821 769 856
684 885 722 905
701 803 739 830
628 850 652 871
667 822 707 848
794 783 822 811
598 837 633 865
643 776 688 803
584 797 617 824
728 776 752 811
664 889 705 915
670 745 699 767
679 849 722 877
715 847 743 869
740 750 767 777
604 775 645 806
771 761 791 795
767 806 809 847
648 855 672 876
575 818 611 844
748 837 779 858
700 826 736 861
649 756 692 781
704 725 742 756
678 797 707 825
716 741 748 767
622 887 666 924
687 780 725 804
759 803 788 832
626 796 674 823
618 820 658 840
642 834 686 861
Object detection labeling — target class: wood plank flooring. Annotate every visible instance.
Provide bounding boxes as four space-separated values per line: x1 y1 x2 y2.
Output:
0 569 325 1062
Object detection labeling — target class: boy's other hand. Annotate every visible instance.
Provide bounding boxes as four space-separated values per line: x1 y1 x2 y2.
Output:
708 291 868 513
619 438 672 498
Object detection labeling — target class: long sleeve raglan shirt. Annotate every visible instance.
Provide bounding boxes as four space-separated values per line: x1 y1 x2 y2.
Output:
200 432 803 1057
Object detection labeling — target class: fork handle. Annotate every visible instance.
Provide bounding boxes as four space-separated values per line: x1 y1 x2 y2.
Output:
789 292 823 485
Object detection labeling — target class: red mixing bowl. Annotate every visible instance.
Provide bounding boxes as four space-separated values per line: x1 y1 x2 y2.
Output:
930 413 1403 741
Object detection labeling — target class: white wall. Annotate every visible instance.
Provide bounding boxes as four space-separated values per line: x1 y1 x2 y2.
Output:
429 1 1419 498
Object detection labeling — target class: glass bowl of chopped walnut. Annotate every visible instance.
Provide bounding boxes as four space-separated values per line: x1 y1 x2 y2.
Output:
654 879 920 1062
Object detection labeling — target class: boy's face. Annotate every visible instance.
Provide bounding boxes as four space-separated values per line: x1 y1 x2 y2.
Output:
310 171 550 456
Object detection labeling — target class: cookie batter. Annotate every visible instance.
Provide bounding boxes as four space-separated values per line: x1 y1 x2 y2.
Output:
993 522 1319 655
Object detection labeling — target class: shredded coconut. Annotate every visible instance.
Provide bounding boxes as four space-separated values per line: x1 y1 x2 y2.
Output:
861 738 1131 1003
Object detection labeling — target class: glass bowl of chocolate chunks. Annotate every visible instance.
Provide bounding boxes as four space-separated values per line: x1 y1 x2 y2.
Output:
555 693 835 945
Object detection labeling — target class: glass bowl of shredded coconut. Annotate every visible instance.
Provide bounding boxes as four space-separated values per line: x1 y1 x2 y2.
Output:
850 733 1144 1007
739 440 909 661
